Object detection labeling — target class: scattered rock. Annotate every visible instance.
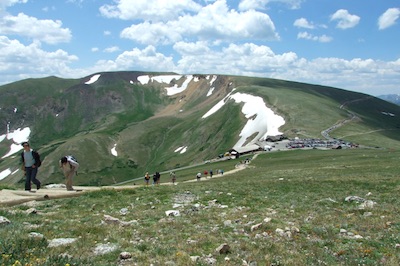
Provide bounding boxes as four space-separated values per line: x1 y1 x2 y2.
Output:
263 217 272 223
216 243 231 254
102 214 137 226
119 208 128 215
0 216 11 226
318 198 338 203
251 223 263 232
203 255 217 265
25 208 37 215
275 228 293 238
103 214 120 224
224 220 232 227
339 229 363 239
359 200 376 209
28 232 44 239
165 210 180 217
345 196 366 203
119 251 132 260
48 238 77 248
93 243 118 256
190 256 200 262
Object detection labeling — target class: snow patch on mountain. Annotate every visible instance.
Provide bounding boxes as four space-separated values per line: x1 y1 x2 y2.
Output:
202 91 285 149
85 74 101 84
111 144 118 156
137 75 195 96
1 127 31 159
0 168 11 181
174 146 188 154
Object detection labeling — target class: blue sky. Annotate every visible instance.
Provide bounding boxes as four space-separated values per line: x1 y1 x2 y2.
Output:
0 0 399 96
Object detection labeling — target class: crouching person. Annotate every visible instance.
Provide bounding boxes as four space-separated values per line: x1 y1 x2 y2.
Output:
59 156 79 191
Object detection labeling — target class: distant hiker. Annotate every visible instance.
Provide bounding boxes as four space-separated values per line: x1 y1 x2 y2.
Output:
155 172 161 185
210 169 213 178
204 170 208 178
170 172 176 184
20 142 42 192
59 155 79 191
196 172 201 181
152 173 157 185
144 172 150 185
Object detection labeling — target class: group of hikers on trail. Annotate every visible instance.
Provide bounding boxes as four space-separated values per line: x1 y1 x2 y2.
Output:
196 169 224 181
20 141 79 192
21 140 227 191
143 171 177 185
144 171 161 185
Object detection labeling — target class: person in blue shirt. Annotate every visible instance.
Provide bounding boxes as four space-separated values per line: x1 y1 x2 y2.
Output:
20 142 41 192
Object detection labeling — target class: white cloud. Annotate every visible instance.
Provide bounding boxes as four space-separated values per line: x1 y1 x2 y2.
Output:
0 0 27 12
120 1 279 45
238 0 303 11
99 0 202 21
294 18 315 29
90 45 175 72
330 9 360 29
378 8 400 30
297 32 333 43
173 41 211 55
0 36 78 83
103 46 120 53
0 13 72 44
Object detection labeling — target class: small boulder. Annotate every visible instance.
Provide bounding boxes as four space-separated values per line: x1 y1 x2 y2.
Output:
216 243 230 254
0 216 11 226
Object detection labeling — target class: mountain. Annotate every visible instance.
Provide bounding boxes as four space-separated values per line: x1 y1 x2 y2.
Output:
1 71 400 186
378 94 400 106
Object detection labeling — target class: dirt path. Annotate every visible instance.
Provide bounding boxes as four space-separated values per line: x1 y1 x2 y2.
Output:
0 163 249 207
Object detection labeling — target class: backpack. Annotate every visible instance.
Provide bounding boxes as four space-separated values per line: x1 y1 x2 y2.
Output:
66 155 79 166
65 155 79 174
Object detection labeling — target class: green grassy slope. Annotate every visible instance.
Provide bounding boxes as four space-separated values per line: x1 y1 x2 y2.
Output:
1 149 399 265
1 72 400 187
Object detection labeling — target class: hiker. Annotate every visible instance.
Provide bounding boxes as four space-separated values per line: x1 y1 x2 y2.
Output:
155 172 161 185
144 172 150 185
59 156 79 191
20 142 42 192
204 170 208 178
152 172 158 185
210 169 213 178
196 172 201 181
170 172 176 184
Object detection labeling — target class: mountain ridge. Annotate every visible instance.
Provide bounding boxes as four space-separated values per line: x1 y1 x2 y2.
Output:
1 71 399 186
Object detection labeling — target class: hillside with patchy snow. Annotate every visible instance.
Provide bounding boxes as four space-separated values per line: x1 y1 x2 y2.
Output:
1 71 399 185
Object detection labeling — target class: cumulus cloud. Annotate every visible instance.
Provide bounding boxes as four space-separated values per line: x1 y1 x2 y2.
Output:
330 9 360 29
0 0 27 12
0 36 77 83
294 18 315 29
103 46 120 53
91 45 175 73
120 1 279 45
297 32 332 43
378 8 400 30
0 13 72 44
239 0 303 11
99 0 202 21
166 41 399 95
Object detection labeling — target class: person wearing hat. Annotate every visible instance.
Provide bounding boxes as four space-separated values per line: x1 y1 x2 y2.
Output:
20 142 42 192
